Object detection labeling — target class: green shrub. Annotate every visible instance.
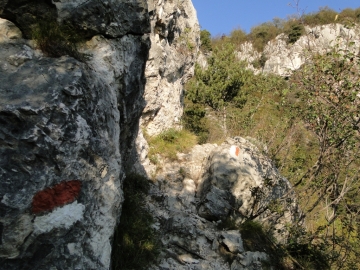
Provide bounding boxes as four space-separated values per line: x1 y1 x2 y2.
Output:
185 44 250 111
302 7 338 26
252 53 268 69
283 21 305 44
248 22 280 52
285 225 330 270
229 27 247 48
111 174 160 270
289 46 360 268
31 17 85 60
182 99 209 144
200 29 212 53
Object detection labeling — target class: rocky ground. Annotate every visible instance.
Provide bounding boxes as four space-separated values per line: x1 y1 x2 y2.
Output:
141 137 300 270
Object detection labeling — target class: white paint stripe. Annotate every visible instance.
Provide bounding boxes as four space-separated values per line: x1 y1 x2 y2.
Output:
33 201 85 235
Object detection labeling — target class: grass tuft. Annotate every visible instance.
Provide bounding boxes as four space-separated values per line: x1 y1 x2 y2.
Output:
147 128 197 161
31 17 85 60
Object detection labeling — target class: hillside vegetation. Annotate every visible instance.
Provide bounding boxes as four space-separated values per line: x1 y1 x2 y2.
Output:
183 6 360 270
207 6 360 53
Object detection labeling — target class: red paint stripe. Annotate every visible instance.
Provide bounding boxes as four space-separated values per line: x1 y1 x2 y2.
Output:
32 180 82 214
235 147 240 156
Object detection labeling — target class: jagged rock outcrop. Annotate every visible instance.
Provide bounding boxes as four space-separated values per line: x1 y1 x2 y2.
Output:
145 137 298 269
238 23 360 76
141 0 200 136
0 0 150 268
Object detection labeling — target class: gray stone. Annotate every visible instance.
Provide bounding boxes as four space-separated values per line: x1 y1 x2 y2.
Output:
198 185 235 221
232 251 269 270
141 0 200 136
0 47 123 269
0 0 150 267
219 230 244 254
7 45 33 66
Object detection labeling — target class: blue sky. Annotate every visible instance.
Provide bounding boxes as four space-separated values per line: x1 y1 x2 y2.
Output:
192 0 360 36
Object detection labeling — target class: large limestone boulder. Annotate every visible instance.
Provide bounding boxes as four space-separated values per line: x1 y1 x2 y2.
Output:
197 137 300 240
0 0 150 268
141 0 200 136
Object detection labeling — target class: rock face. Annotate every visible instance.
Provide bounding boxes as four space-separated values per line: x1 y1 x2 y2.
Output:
0 0 149 39
238 23 360 76
141 0 200 136
197 137 299 241
146 137 298 269
0 0 150 268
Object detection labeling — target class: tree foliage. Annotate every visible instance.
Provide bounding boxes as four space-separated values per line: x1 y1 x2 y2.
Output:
184 14 360 268
290 43 360 268
186 43 250 110
200 29 212 53
248 22 280 52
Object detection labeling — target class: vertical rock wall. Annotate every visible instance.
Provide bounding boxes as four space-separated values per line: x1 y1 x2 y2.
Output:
134 0 200 176
0 0 150 269
141 0 200 136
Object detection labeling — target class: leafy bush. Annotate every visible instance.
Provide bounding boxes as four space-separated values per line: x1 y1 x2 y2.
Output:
200 29 212 53
252 53 268 69
283 21 305 44
31 17 85 60
289 44 360 268
111 174 160 270
182 100 209 144
302 7 338 26
229 27 247 48
248 22 280 52
186 43 250 110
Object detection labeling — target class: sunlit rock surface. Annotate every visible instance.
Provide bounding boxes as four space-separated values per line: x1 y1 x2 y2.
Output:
237 23 360 76
141 0 200 136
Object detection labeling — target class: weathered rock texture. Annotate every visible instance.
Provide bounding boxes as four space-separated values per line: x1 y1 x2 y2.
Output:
0 0 149 39
145 137 297 269
141 0 200 136
0 0 150 267
197 137 299 241
238 23 360 76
